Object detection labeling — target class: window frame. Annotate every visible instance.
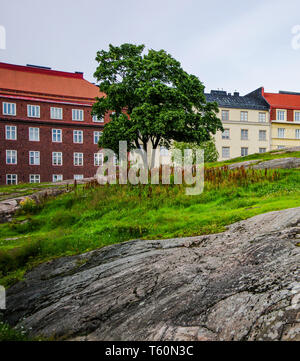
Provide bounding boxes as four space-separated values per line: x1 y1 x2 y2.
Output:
72 109 84 121
29 174 40 183
221 110 229 121
241 129 249 140
29 151 40 165
277 128 285 138
29 127 40 142
3 102 16 116
52 129 62 143
277 110 285 121
50 107 63 120
73 130 83 144
52 152 63 166
74 152 84 166
259 112 266 123
93 131 102 144
6 150 17 165
222 129 230 140
241 147 248 157
222 146 230 159
94 153 104 166
5 125 17 140
6 174 18 185
27 104 40 118
240 111 248 122
52 174 63 182
259 130 267 141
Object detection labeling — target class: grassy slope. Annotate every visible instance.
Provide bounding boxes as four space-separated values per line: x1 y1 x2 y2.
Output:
207 150 300 168
0 166 300 288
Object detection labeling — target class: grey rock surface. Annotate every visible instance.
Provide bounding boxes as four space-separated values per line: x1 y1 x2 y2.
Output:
3 207 300 341
228 157 300 170
0 188 68 223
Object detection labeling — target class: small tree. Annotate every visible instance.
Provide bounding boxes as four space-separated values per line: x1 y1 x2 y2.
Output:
173 137 219 163
93 43 223 160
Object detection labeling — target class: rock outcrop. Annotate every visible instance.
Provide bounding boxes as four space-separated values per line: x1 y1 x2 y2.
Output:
228 157 300 170
2 207 300 341
0 188 68 223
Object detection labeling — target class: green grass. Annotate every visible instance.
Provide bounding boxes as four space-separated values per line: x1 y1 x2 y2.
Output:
0 168 300 288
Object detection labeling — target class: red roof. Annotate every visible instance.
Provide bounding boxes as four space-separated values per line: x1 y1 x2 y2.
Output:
0 62 103 104
264 91 300 109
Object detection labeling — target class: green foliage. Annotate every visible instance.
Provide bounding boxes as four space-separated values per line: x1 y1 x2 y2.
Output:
93 43 223 154
0 321 30 341
173 137 219 163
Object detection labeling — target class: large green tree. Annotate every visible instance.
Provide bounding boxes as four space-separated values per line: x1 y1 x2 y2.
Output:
93 43 223 156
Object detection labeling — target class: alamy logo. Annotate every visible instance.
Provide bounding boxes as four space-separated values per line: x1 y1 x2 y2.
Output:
0 285 5 310
95 141 204 195
0 25 6 50
291 25 300 50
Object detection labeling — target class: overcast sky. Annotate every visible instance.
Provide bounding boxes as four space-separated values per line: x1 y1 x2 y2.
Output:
1 0 300 95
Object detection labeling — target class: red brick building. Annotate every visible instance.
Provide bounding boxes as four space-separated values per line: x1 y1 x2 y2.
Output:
0 62 109 185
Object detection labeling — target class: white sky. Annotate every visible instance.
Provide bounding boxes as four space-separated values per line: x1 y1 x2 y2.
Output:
1 0 300 95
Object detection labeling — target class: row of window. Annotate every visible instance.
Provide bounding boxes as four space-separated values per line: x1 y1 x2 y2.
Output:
5 126 102 144
222 147 267 158
6 174 85 185
221 110 267 122
2 102 104 122
222 129 267 141
277 128 300 139
276 110 300 122
5 150 104 166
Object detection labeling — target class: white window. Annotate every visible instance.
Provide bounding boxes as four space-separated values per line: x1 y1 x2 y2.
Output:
6 174 17 185
296 129 300 139
73 130 83 143
3 102 16 116
27 105 40 118
259 148 266 153
50 107 63 120
74 152 83 166
222 147 230 158
94 153 103 166
259 130 266 141
74 174 83 180
241 147 248 157
92 115 104 123
94 131 102 144
277 145 286 150
277 110 285 121
29 127 40 141
6 150 17 164
29 151 40 165
29 174 40 183
295 112 300 122
52 152 62 166
221 110 229 121
72 109 84 121
52 174 63 182
278 128 285 138
241 129 248 140
5 125 17 140
259 112 266 123
52 129 62 142
222 129 230 139
240 111 248 121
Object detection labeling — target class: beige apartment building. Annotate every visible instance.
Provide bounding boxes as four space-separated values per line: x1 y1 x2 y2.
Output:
205 89 271 161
